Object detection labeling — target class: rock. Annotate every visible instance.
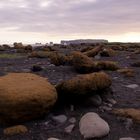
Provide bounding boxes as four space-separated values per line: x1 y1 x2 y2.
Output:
0 73 57 124
56 72 112 102
3 125 28 136
119 137 135 140
69 117 76 124
87 94 102 106
112 108 140 123
125 84 139 89
52 115 67 123
125 118 133 130
94 55 101 60
70 105 74 111
99 106 112 112
31 65 43 72
107 98 117 105
65 124 75 133
131 61 140 67
79 112 110 139
48 138 60 140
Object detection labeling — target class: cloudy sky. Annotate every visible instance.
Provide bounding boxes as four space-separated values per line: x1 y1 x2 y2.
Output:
0 0 140 44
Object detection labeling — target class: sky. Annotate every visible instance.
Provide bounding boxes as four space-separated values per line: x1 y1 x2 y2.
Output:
0 0 140 44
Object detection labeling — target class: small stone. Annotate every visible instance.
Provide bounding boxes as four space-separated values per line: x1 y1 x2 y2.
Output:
4 125 28 136
31 65 43 72
65 124 75 133
87 94 102 106
94 55 101 60
69 117 76 124
48 138 60 140
107 98 117 105
44 121 49 126
113 77 118 79
107 103 113 108
52 115 67 123
119 137 135 140
79 112 110 139
125 84 139 89
22 69 30 73
100 106 112 111
70 105 74 111
125 118 133 130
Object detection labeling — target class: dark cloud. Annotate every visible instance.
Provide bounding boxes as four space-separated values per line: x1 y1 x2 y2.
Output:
0 0 140 37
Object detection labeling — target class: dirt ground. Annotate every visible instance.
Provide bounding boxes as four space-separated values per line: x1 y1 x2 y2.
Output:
0 48 139 140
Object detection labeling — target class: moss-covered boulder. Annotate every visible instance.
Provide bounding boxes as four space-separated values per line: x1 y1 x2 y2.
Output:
72 51 97 73
56 72 111 102
0 73 57 124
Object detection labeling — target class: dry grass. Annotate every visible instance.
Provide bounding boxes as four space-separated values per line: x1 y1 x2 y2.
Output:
131 61 140 67
49 52 72 66
117 68 135 77
112 108 140 123
4 125 28 136
95 61 119 71
83 46 102 57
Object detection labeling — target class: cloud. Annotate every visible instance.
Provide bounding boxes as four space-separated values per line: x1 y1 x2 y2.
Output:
0 0 140 43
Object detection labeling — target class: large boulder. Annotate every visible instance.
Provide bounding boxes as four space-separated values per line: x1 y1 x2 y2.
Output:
0 73 57 124
56 72 111 102
79 112 110 139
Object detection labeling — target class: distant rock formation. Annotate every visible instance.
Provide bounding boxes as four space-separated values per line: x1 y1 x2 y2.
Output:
61 39 108 45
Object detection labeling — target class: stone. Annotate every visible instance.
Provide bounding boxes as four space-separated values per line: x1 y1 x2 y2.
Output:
69 117 76 124
87 94 102 106
52 115 67 123
119 137 135 140
125 84 139 89
79 112 110 139
125 118 133 130
4 125 28 136
48 138 60 140
107 98 117 105
0 73 57 124
65 124 75 133
100 106 112 112
31 65 43 72
83 46 102 57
